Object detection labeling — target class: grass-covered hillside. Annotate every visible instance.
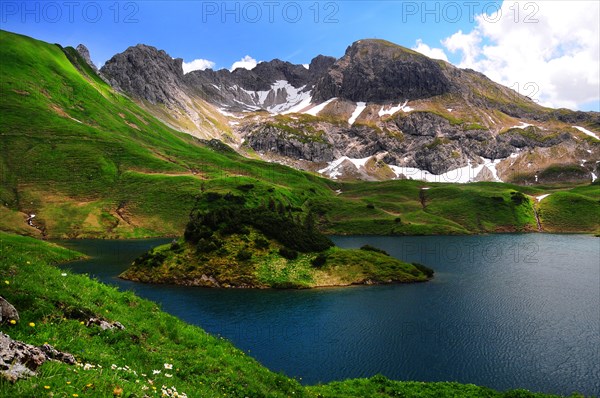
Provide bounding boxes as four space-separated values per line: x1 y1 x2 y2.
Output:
121 192 433 288
0 232 584 397
1 29 599 240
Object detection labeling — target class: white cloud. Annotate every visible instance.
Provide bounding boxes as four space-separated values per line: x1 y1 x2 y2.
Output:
230 55 258 71
441 0 599 110
182 59 215 74
412 39 449 62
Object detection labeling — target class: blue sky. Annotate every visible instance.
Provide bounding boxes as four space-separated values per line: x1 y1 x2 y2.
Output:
2 1 499 67
1 1 598 111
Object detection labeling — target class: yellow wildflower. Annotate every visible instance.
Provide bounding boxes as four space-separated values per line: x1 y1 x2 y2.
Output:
28 322 35 327
9 320 16 325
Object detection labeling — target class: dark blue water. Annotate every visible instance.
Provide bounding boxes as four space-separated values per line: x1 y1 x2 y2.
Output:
56 234 600 396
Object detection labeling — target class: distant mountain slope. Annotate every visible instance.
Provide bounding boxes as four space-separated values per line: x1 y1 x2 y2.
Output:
99 37 599 183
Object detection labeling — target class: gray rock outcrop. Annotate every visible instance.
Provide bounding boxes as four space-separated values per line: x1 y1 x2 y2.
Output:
312 39 451 103
0 297 19 323
0 333 76 382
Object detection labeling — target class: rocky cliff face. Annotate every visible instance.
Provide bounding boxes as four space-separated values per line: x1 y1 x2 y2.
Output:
101 44 187 107
75 44 99 72
312 40 451 103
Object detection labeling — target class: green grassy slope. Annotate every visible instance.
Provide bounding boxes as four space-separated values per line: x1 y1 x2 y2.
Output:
1 29 599 239
0 232 582 397
537 183 600 232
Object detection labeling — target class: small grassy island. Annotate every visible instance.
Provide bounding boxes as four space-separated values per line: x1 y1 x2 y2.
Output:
120 192 434 288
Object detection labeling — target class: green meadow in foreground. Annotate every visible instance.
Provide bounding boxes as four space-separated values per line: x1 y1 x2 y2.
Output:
1 29 599 242
0 232 585 397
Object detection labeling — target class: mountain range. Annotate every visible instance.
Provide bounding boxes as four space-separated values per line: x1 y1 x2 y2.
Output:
96 38 599 184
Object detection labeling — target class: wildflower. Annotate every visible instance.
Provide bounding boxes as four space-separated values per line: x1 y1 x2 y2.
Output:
67 381 71 385
164 363 173 370
9 320 16 325
111 364 118 370
61 273 67 276
44 386 50 389
73 394 79 397
165 373 172 378
152 369 161 375
4 280 9 285
83 363 94 370
29 322 35 327
113 386 123 396
86 383 93 387
80 321 84 325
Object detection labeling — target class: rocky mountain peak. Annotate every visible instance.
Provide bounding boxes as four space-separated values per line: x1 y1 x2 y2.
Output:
307 55 336 79
312 39 451 103
100 44 186 105
75 44 98 71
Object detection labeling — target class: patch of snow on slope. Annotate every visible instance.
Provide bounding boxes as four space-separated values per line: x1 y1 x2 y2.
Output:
304 98 337 116
232 80 312 114
348 156 371 168
378 100 412 117
348 102 367 125
510 122 533 129
318 156 371 179
388 157 505 184
319 153 518 183
389 163 476 183
282 94 313 114
536 194 550 202
481 157 502 182
573 126 600 140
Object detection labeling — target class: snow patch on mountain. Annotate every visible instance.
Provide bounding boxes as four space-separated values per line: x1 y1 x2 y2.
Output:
318 156 372 179
228 80 312 114
536 194 551 202
378 100 413 117
348 102 367 125
304 98 337 116
510 122 534 129
573 126 599 140
391 157 503 183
